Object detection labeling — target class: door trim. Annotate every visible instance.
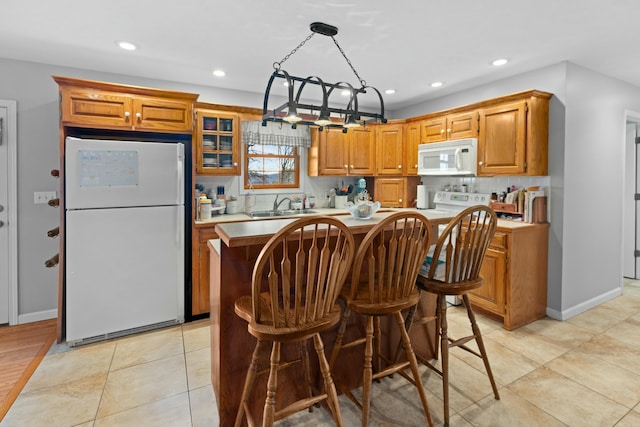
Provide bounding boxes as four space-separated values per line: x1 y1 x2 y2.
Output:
1 100 18 325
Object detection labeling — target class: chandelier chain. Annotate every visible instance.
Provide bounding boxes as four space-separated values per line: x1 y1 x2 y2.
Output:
331 36 366 88
273 32 316 70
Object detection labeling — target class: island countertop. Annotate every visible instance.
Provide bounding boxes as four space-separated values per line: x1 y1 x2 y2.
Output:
213 208 456 247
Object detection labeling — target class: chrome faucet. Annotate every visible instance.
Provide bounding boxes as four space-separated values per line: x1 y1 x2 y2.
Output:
273 195 292 211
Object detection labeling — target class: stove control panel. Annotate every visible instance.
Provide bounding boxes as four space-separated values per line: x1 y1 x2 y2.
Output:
433 191 490 210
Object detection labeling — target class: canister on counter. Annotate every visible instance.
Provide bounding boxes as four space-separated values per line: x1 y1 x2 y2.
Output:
200 198 212 219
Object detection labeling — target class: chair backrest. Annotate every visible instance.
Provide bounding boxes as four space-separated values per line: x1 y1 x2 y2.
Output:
251 216 355 329
349 212 432 306
428 205 497 285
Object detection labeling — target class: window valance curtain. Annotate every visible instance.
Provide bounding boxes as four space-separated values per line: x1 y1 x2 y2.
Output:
242 121 311 148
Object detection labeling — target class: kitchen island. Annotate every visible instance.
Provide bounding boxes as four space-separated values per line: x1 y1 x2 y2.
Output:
207 210 453 426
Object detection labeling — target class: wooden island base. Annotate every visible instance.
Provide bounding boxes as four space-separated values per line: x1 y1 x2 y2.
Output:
207 214 443 426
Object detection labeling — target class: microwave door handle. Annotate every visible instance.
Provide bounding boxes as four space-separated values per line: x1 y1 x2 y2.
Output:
455 147 462 170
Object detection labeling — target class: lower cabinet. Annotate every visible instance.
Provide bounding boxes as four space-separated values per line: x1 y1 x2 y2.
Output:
192 227 219 316
367 176 420 208
468 222 549 330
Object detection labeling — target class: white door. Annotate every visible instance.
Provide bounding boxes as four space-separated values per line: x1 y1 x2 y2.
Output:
0 100 18 325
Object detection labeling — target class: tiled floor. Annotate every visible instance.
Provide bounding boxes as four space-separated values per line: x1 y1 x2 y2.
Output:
2 280 640 427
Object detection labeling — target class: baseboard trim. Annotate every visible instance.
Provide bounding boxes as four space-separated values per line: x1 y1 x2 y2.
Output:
18 309 58 325
546 287 622 321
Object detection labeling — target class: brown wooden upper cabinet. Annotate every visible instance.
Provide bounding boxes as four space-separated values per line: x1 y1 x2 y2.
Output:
404 121 421 175
308 127 375 176
54 76 196 133
421 111 478 143
375 123 404 175
478 92 550 176
195 109 240 175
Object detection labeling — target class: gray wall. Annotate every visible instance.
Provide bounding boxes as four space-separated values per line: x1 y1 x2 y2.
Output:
396 61 640 318
5 56 639 323
0 57 276 322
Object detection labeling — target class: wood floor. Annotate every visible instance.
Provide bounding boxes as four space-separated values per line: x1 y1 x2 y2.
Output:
0 319 56 420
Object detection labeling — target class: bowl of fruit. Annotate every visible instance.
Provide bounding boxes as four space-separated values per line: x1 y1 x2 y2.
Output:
345 200 381 220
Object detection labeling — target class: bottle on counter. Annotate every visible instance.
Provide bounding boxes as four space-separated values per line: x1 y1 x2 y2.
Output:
200 198 212 219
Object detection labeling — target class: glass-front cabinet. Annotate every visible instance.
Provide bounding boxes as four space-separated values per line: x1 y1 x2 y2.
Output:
196 109 240 175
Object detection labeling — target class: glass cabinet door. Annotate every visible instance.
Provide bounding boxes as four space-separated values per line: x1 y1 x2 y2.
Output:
196 110 240 175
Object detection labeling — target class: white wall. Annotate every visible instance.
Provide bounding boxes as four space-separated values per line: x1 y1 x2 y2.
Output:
558 63 640 317
397 61 640 320
6 56 640 323
395 62 568 316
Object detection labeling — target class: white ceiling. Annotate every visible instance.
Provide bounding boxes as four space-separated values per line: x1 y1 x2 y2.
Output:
2 0 640 111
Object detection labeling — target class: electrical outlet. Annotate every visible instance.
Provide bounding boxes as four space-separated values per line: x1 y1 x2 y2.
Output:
34 191 57 204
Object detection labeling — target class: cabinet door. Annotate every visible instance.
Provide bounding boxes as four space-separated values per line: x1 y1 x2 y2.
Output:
405 122 421 175
375 178 405 207
421 117 446 143
196 110 240 175
478 102 526 175
469 246 507 315
192 228 219 316
134 97 193 132
376 124 404 175
60 89 133 128
447 111 477 140
319 128 349 175
349 128 376 175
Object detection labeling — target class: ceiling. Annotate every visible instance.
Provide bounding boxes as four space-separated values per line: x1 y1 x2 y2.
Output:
3 0 640 111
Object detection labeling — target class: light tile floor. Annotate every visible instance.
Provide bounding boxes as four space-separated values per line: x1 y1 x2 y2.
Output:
2 280 640 427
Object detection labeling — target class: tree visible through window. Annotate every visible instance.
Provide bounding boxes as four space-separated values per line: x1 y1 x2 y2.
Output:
244 143 299 189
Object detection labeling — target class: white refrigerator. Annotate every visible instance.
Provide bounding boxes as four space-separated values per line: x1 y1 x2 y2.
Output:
65 137 185 345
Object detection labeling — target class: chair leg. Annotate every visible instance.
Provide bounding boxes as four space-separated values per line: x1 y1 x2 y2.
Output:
262 341 281 427
394 311 435 427
313 333 344 427
329 306 352 370
374 316 382 379
462 294 500 400
235 339 264 427
439 295 450 427
361 315 374 427
299 341 315 411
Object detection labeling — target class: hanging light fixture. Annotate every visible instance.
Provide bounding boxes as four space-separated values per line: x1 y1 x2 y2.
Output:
262 22 386 132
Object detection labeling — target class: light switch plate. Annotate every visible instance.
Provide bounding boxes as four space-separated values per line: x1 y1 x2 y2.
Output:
34 191 57 204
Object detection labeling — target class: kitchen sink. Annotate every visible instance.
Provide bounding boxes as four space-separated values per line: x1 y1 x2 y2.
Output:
246 209 319 218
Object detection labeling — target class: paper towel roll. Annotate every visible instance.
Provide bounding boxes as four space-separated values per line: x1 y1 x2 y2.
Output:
416 185 429 209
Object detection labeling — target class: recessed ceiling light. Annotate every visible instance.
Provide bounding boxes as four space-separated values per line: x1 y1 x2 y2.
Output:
430 81 444 88
212 69 226 77
385 89 396 95
117 41 137 51
491 58 509 66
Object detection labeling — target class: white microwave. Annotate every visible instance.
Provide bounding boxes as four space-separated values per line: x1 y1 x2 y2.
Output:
418 138 478 176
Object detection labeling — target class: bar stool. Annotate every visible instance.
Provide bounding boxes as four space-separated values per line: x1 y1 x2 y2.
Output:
329 211 434 427
409 205 500 427
233 216 356 427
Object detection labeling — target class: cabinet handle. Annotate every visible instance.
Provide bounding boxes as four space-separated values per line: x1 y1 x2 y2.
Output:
447 128 451 133
135 112 142 122
350 164 354 169
478 161 484 166
344 165 348 168
440 129 445 134
399 198 403 203
50 169 59 178
124 111 130 118
414 164 418 168
48 198 60 207
233 162 238 166
397 165 402 169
